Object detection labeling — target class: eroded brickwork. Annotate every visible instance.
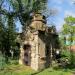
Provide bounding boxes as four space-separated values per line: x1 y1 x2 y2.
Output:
19 13 58 71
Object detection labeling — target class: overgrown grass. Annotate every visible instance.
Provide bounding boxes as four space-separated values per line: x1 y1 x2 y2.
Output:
0 49 75 75
0 63 75 75
0 64 35 75
35 68 72 75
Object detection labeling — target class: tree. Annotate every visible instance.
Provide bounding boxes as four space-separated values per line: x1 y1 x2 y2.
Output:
0 0 48 61
62 16 75 65
0 0 59 62
5 14 17 58
0 0 48 30
0 14 17 62
62 16 75 45
0 16 5 53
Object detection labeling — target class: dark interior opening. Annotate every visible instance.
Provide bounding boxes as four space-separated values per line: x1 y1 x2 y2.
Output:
23 44 31 50
23 44 31 66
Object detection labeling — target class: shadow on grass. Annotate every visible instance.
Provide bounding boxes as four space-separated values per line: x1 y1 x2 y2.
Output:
30 69 45 75
53 64 75 72
30 63 75 75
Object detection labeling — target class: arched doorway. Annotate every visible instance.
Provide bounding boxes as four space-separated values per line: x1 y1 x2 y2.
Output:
23 44 31 66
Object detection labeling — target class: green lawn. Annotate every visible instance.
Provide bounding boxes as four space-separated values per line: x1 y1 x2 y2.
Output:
0 64 35 75
0 64 74 75
35 68 72 75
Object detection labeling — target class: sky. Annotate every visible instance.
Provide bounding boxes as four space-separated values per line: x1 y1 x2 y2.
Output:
2 0 75 32
47 0 75 32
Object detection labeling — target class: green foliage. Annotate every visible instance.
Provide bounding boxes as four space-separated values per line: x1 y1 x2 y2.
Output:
10 0 47 12
0 52 6 70
69 51 75 65
62 16 75 35
64 16 75 25
0 0 48 29
62 16 75 46
7 15 17 48
0 14 17 62
61 49 70 60
0 0 48 59
61 49 75 66
62 24 70 34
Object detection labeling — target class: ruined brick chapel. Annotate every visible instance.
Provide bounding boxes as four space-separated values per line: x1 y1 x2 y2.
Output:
18 13 59 71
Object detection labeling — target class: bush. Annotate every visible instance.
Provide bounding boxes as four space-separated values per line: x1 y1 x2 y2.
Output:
69 50 75 65
9 60 19 65
0 52 6 70
61 49 75 67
